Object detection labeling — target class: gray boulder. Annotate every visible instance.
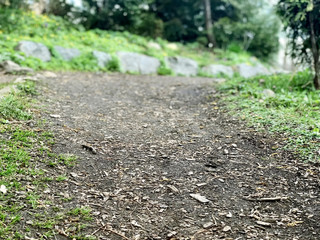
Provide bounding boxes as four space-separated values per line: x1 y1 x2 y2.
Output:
0 60 34 74
15 41 51 62
165 56 198 77
117 52 160 74
92 50 112 68
54 46 81 61
202 64 234 77
237 63 270 78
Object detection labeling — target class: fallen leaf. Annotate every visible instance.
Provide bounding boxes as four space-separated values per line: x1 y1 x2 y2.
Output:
190 193 210 203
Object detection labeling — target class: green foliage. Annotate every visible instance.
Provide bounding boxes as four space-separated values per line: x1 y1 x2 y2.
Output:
277 0 320 88
70 0 155 32
136 14 164 39
158 66 173 76
220 70 320 161
17 81 37 95
0 8 78 36
214 1 280 60
0 87 96 238
106 56 120 72
0 94 31 120
0 8 259 73
0 0 28 8
38 0 280 60
58 154 77 166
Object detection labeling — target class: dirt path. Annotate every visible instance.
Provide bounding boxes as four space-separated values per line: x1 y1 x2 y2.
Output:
37 72 319 240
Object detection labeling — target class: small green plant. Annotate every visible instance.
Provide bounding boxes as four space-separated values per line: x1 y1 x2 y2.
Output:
157 66 173 76
106 56 120 72
56 175 67 181
34 219 56 229
58 154 77 166
17 81 37 95
0 81 94 238
68 207 92 221
26 193 40 209
0 94 31 120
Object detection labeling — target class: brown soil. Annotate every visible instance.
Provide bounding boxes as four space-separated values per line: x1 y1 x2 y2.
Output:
27 72 320 239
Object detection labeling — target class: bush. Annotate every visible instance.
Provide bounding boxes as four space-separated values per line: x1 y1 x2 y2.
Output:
214 14 280 60
106 56 120 72
135 14 164 39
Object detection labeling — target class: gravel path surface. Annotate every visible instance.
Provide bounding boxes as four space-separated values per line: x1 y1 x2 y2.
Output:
37 72 319 240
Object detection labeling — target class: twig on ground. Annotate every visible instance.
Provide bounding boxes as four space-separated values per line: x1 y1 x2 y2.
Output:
104 226 131 240
244 196 288 202
92 225 105 235
211 214 218 226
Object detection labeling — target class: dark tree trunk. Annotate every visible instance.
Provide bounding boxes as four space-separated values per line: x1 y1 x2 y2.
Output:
309 12 320 89
203 0 216 48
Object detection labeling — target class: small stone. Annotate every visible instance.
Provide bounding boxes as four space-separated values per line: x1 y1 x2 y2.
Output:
43 189 51 194
70 172 79 178
167 231 177 238
26 220 33 225
42 71 57 78
262 89 276 98
131 220 143 228
223 226 231 232
203 222 213 229
92 211 100 216
226 212 233 218
0 60 33 74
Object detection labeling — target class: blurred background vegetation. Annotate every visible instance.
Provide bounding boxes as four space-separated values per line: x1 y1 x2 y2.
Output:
0 0 281 61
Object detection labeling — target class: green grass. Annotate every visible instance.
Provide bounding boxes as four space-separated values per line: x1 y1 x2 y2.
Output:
219 69 320 162
0 8 256 74
0 86 95 239
0 94 31 120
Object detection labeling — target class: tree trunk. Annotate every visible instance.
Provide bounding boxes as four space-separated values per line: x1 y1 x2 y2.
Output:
203 0 216 48
309 12 320 89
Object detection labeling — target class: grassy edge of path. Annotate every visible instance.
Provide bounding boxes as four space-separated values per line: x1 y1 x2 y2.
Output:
0 79 96 240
